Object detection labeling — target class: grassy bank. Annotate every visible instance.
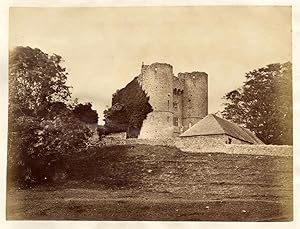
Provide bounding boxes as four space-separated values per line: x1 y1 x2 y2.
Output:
6 144 293 221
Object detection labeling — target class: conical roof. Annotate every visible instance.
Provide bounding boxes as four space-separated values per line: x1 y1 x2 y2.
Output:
180 114 264 144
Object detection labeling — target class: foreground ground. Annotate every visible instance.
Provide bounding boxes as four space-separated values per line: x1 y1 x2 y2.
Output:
6 145 293 221
7 187 292 221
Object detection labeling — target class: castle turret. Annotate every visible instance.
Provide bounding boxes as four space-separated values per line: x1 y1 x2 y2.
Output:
137 63 208 138
179 72 208 130
138 63 175 138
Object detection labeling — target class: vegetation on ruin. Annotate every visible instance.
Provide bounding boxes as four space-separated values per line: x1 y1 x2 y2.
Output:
222 62 292 145
8 46 97 184
103 77 153 138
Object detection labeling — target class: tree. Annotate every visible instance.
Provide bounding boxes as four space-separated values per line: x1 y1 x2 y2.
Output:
8 46 92 184
222 62 292 145
104 103 129 133
97 125 106 140
8 105 92 183
73 102 99 124
9 46 71 117
103 77 153 137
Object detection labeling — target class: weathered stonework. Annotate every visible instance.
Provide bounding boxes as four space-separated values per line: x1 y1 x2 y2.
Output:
137 63 208 139
97 137 292 157
176 135 226 152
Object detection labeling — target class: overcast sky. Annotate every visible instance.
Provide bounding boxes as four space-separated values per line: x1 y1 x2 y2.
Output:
10 6 291 124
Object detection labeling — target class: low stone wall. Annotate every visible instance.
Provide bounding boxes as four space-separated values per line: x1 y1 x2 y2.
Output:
97 136 292 157
224 144 292 157
126 138 176 147
98 138 127 146
98 137 176 147
174 136 292 157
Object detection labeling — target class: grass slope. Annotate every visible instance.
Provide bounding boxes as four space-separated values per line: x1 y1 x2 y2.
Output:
7 144 293 221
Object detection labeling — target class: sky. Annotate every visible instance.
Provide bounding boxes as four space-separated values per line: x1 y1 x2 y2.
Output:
9 6 292 124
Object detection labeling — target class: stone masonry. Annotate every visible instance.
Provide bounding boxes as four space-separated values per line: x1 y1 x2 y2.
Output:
137 63 208 139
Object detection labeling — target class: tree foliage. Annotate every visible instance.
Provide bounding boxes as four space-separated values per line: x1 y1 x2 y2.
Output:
9 46 71 117
222 62 292 145
8 46 92 184
103 77 153 138
73 102 99 124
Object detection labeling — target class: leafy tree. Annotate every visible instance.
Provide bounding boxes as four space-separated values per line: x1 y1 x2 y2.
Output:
73 102 99 124
104 103 129 133
8 105 92 183
222 62 292 145
9 46 71 117
8 46 91 184
104 77 153 138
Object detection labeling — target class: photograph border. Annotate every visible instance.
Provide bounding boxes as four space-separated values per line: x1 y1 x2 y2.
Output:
0 0 299 228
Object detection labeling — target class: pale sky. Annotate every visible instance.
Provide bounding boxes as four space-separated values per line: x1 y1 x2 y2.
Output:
9 6 291 124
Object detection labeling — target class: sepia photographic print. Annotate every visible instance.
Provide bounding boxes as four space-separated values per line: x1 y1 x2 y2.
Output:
4 2 295 223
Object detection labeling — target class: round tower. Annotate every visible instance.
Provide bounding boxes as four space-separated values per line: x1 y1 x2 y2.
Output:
179 72 208 131
138 63 175 138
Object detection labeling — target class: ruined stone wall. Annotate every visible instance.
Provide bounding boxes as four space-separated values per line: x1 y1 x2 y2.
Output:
138 63 175 139
225 144 292 157
179 72 208 130
96 135 292 157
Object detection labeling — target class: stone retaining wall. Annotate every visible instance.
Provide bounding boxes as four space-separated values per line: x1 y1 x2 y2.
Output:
97 137 292 157
98 138 176 147
224 144 292 157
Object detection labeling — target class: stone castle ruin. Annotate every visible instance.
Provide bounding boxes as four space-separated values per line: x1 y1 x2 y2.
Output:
101 62 294 156
104 62 265 148
137 63 208 139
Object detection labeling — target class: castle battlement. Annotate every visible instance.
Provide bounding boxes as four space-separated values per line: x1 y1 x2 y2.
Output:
178 71 208 79
141 62 173 74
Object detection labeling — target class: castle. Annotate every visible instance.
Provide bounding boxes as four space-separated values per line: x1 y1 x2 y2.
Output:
137 62 208 139
104 62 264 146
